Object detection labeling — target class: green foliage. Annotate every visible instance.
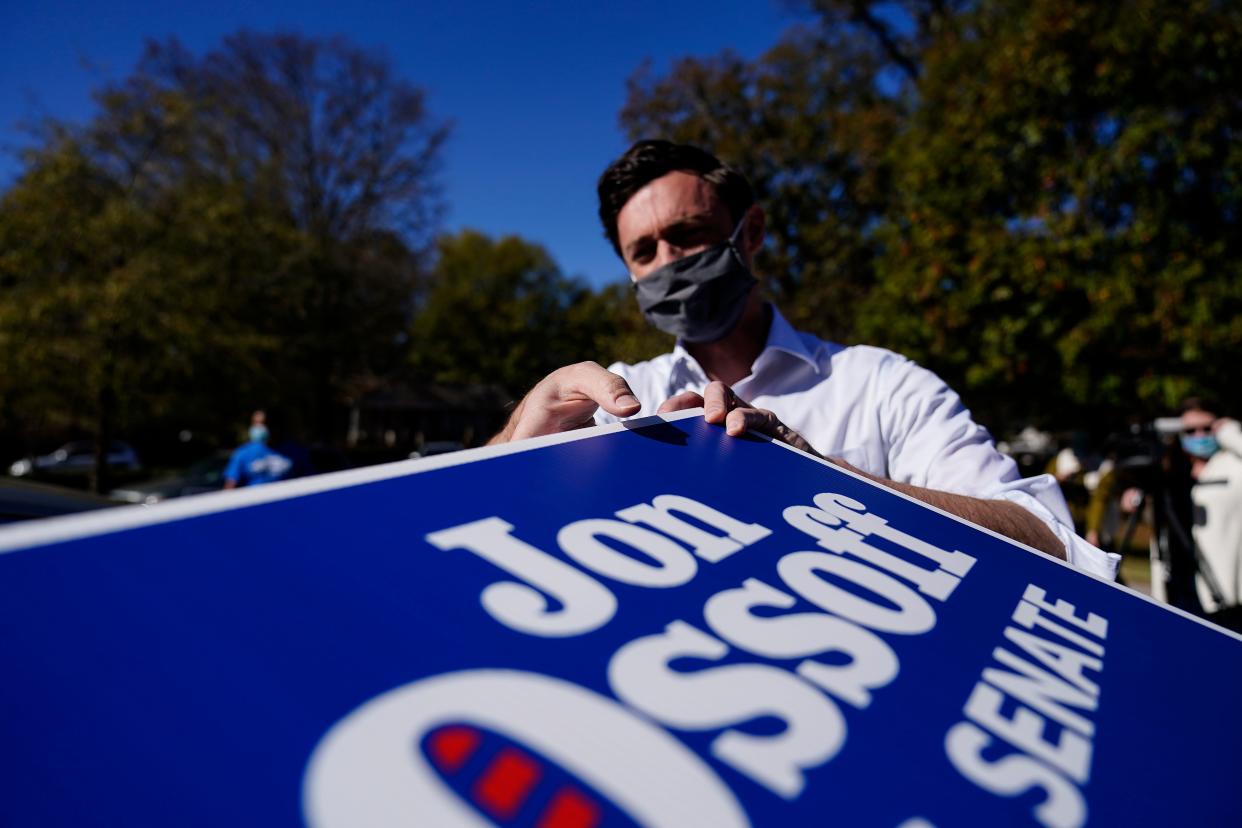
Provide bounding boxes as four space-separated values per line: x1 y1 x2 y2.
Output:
569 282 670 369
0 31 448 485
620 0 1242 427
0 137 283 445
409 231 667 396
864 0 1242 425
8 3 1240 472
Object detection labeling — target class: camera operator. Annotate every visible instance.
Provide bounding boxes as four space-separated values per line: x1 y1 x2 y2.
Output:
1179 397 1242 626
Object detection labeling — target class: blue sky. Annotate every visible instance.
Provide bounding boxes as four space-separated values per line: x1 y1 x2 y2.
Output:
1 1 806 287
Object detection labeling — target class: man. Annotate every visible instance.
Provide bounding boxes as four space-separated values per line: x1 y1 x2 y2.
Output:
490 140 1116 579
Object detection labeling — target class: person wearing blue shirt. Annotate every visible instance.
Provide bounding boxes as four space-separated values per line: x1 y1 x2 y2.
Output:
223 424 293 488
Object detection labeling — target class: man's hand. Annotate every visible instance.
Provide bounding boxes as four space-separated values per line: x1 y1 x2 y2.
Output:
658 381 821 457
1212 417 1239 435
659 381 1068 561
489 362 641 444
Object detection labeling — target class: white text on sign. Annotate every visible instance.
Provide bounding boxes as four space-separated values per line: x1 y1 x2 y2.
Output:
413 492 977 802
946 583 1109 828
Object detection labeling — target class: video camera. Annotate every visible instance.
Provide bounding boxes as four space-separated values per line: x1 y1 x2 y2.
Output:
1110 417 1184 491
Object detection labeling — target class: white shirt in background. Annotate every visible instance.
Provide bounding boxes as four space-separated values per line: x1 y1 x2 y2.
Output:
1194 419 1242 611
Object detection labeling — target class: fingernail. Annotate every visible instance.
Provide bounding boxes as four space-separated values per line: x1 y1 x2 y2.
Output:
618 394 639 408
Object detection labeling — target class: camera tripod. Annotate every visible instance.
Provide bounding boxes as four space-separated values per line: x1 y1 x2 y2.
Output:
1115 457 1226 617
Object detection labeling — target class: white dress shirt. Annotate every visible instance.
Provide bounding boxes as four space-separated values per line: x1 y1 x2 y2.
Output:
1191 419 1242 611
596 304 1120 579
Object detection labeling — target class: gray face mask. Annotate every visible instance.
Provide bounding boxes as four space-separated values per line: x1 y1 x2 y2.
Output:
631 218 757 344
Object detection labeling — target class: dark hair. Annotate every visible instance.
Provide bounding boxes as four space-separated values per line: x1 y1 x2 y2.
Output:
597 140 755 258
1180 396 1218 415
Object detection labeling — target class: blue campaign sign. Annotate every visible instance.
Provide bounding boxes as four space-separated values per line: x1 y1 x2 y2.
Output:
1 410 1240 828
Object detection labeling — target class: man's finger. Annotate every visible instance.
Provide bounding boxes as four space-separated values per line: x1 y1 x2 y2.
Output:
657 391 704 414
703 382 728 423
724 406 821 458
725 407 780 438
703 381 753 424
562 361 641 416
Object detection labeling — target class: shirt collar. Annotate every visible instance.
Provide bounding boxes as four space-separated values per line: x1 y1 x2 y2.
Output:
762 304 821 372
671 303 822 378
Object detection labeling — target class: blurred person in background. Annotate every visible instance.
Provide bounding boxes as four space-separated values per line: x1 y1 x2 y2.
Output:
1178 397 1242 628
1045 435 1094 536
489 140 1117 580
1083 450 1119 552
223 415 292 489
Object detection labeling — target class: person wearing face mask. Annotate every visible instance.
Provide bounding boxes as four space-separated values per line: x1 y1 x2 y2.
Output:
223 414 294 489
1177 398 1242 620
489 140 1117 579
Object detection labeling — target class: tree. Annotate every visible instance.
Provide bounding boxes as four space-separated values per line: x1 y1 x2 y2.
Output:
0 135 288 489
409 231 613 396
100 31 449 247
862 0 1242 425
618 3 968 341
619 0 1242 428
568 282 670 370
0 32 448 486
115 32 450 437
621 32 897 340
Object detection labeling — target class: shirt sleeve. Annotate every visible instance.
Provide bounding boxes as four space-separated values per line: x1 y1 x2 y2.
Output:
877 354 1120 580
1217 418 1242 457
990 478 1122 580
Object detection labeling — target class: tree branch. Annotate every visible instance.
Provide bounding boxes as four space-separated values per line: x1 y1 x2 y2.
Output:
849 0 921 81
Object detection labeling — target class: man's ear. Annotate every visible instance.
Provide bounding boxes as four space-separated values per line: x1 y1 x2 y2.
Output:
742 206 766 260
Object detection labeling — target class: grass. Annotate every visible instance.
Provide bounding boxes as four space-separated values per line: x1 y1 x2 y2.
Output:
1117 553 1152 596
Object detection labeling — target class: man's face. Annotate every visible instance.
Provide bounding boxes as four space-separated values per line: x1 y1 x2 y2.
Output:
615 170 737 280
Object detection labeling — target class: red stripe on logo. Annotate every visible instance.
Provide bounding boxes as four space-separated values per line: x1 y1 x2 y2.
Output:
427 725 481 774
537 786 601 828
473 746 542 820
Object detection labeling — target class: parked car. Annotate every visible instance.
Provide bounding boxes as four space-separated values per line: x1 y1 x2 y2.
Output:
0 477 120 525
9 440 142 479
110 452 231 505
408 441 464 459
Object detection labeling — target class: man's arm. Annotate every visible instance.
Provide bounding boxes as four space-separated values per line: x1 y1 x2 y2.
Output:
661 383 1067 560
489 362 642 445
826 458 1065 559
489 369 1067 560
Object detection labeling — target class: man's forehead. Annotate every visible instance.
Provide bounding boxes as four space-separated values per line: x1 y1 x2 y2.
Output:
617 171 730 240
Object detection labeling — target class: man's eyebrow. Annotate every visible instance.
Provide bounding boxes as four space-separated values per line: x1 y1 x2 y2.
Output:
623 234 653 259
669 214 715 231
623 210 721 260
